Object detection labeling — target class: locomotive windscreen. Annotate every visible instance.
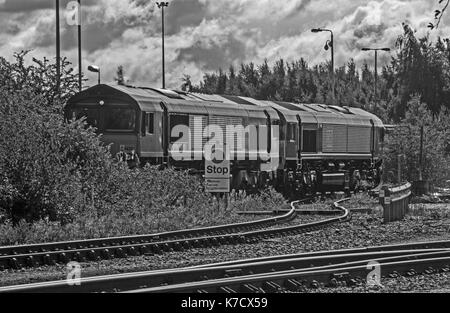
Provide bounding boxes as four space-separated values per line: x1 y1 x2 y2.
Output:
104 108 136 132
70 107 100 128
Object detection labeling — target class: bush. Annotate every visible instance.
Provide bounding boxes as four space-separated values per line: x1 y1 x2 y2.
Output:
383 96 450 185
0 51 289 244
0 99 114 223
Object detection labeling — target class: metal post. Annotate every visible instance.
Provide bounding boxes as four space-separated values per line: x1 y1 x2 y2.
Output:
161 5 165 89
311 28 335 105
56 0 61 97
157 2 169 89
77 0 82 91
374 50 378 103
419 126 424 181
361 48 390 110
330 31 335 105
382 186 391 223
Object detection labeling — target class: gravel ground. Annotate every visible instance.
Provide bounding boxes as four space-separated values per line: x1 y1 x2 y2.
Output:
302 272 450 293
0 201 449 292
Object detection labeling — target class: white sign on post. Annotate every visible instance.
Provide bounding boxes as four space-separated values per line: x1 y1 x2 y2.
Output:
205 148 230 193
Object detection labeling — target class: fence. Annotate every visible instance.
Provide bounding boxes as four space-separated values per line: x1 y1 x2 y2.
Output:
379 182 412 223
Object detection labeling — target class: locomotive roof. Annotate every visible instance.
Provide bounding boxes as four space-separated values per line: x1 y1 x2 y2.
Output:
67 84 383 128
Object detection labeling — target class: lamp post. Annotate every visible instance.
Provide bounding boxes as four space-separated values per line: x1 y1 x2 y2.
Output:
312 28 334 104
77 0 82 91
55 0 61 96
361 47 391 104
88 65 101 85
156 2 169 89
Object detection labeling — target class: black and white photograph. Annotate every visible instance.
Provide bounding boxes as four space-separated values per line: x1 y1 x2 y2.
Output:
0 0 449 307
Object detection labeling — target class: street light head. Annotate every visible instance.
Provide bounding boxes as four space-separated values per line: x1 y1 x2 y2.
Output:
361 48 371 51
88 65 100 73
311 28 322 33
156 1 169 8
381 48 391 52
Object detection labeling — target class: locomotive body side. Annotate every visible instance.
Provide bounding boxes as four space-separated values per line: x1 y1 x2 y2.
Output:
65 84 384 196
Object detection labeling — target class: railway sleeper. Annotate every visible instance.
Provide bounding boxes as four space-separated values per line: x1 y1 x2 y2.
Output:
263 281 283 293
241 283 263 293
101 249 111 259
87 250 97 261
284 279 305 291
220 286 237 293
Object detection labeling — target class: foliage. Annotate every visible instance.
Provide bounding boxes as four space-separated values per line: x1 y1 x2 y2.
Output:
383 96 450 185
429 0 450 30
0 51 81 114
0 100 113 223
190 25 450 123
115 65 125 85
0 52 110 223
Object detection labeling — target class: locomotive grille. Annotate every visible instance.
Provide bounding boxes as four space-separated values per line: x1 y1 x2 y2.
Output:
322 125 347 153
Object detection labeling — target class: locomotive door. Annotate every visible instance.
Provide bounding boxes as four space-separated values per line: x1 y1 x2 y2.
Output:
139 111 164 159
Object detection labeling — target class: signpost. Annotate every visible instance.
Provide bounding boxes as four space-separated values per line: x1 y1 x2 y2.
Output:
205 147 231 209
205 156 230 193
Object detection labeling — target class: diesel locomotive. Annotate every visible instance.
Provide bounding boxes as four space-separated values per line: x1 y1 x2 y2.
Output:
65 84 384 196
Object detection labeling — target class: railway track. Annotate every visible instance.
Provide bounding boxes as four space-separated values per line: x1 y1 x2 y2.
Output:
1 198 447 293
133 251 450 293
0 198 347 271
2 238 450 293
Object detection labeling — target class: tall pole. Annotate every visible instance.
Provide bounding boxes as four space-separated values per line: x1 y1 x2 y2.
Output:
361 48 391 109
419 126 424 181
78 0 82 91
330 31 335 105
162 5 165 89
157 2 169 89
374 49 378 103
311 28 335 104
56 0 61 97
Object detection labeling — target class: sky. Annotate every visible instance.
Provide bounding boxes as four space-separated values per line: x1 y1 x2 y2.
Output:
0 0 449 89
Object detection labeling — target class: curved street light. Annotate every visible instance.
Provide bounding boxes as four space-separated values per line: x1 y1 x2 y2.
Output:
312 28 335 104
361 47 391 104
156 2 170 89
88 65 101 85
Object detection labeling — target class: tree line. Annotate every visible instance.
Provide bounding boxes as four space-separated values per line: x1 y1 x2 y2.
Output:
184 24 450 123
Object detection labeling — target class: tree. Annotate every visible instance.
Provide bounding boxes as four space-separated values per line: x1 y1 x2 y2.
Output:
429 0 449 30
181 74 192 92
383 96 450 185
115 65 125 85
0 51 81 114
0 52 112 223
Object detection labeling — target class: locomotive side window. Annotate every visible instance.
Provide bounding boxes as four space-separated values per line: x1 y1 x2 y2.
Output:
105 108 136 131
287 123 296 142
303 130 317 153
147 113 154 134
71 108 99 128
170 114 189 143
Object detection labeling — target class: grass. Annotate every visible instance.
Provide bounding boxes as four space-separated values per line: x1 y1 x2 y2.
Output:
0 188 286 246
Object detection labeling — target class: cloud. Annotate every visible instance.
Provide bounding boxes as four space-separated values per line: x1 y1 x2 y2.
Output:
0 0 53 12
0 0 448 89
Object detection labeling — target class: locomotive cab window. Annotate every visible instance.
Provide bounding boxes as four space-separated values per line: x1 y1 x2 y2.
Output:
303 130 317 153
287 123 296 142
147 113 154 135
70 107 99 128
105 108 136 132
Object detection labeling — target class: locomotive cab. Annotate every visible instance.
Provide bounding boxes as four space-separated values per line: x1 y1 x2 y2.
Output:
65 84 166 163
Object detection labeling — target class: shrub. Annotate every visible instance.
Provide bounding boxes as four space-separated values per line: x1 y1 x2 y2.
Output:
383 96 450 186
